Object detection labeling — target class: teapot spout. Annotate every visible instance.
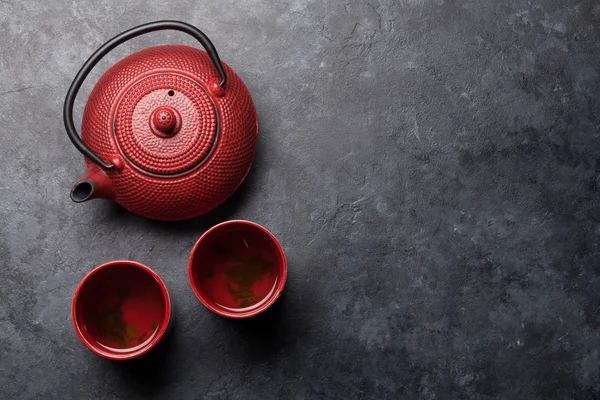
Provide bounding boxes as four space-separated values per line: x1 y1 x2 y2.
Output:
70 164 114 203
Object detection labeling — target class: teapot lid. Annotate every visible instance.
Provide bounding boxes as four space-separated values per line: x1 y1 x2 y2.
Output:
114 73 217 175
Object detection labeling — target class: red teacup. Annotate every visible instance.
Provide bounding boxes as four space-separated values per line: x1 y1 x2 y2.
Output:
188 220 287 318
72 261 171 360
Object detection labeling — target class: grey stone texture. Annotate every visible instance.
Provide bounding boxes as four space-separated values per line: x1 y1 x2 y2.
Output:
1 0 599 399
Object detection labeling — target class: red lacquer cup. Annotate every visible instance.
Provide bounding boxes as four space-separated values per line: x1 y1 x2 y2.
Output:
72 261 171 360
188 220 287 318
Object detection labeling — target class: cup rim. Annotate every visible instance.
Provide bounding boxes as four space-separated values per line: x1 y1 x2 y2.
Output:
71 260 171 360
188 220 287 318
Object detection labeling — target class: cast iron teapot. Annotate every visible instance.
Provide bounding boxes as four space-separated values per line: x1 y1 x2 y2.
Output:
64 21 258 221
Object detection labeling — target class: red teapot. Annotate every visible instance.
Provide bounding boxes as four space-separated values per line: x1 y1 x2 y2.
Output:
64 21 258 221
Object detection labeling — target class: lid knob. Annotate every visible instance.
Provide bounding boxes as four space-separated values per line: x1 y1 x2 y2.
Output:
151 107 178 133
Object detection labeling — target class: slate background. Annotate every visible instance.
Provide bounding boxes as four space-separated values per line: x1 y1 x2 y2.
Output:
1 0 599 399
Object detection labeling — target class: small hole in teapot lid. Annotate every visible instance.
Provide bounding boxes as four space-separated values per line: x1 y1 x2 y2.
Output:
168 90 174 96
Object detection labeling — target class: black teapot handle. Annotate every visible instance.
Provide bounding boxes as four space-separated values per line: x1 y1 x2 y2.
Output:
63 20 227 170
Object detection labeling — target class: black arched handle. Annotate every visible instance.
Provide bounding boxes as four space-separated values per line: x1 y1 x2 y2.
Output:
63 20 227 170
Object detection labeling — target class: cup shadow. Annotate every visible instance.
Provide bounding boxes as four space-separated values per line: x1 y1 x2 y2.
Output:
225 291 290 359
109 317 176 391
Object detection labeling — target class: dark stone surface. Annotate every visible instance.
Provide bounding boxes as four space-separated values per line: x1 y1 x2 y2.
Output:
1 0 599 398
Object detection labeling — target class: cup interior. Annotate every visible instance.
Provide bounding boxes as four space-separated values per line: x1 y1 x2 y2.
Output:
72 261 170 360
189 221 286 318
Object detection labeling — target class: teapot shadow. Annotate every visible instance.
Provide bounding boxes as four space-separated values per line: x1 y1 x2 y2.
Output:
100 159 258 234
